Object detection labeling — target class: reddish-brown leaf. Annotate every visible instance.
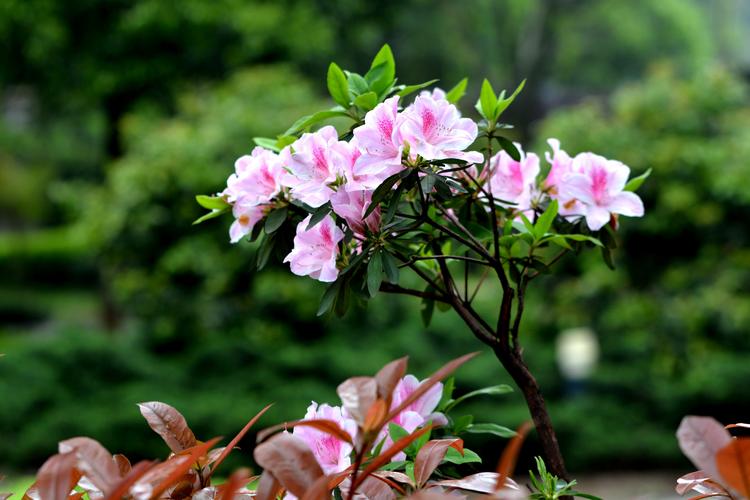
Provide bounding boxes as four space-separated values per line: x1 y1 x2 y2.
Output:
113 454 131 477
413 439 463 487
494 421 533 492
207 403 273 479
36 451 80 500
435 472 521 493
354 425 433 491
137 401 198 454
677 416 732 483
58 437 120 494
337 376 378 426
102 460 156 500
0 494 10 500
300 474 337 500
402 491 455 500
253 432 324 497
727 423 750 430
68 493 85 500
384 353 479 425
375 356 409 401
372 471 412 488
257 418 352 447
716 437 750 497
368 473 407 495
363 399 389 435
145 437 220 500
219 468 251 500
344 475 397 500
254 471 282 500
675 470 730 496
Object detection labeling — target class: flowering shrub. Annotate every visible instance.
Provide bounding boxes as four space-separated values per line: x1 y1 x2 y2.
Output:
196 44 648 479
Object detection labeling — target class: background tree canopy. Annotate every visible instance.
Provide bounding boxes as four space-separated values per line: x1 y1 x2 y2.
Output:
1 0 749 476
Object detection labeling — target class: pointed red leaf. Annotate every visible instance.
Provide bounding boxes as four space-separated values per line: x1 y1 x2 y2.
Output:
145 437 220 499
137 401 198 454
254 433 325 497
385 353 479 425
413 438 463 487
102 460 156 500
354 425 432 490
436 472 521 493
256 418 352 446
36 451 80 500
207 403 273 479
337 377 378 426
254 471 282 500
219 468 251 500
375 356 409 401
675 470 730 496
494 421 533 491
716 437 750 497
677 416 732 483
112 454 131 477
58 437 120 494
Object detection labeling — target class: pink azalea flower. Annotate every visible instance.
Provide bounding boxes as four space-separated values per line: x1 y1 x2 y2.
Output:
377 375 445 461
224 147 285 205
293 402 358 475
283 214 344 282
400 94 483 164
330 189 380 236
419 87 447 101
561 153 645 231
281 126 345 207
229 202 265 244
487 145 541 213
543 138 586 218
351 96 406 189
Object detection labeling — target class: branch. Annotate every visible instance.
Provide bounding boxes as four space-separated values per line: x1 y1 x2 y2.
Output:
527 249 567 281
401 254 489 266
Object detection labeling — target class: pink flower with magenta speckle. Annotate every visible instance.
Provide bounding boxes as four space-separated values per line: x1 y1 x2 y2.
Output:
351 96 406 189
543 138 586 218
293 402 357 475
283 214 344 282
401 94 483 164
560 153 644 231
229 202 266 244
281 126 345 207
330 189 380 236
224 147 285 205
488 145 540 214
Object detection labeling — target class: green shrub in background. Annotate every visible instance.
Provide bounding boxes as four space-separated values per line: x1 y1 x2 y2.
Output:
532 65 750 468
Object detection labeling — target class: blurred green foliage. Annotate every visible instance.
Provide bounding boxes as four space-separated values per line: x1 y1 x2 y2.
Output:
1 0 749 476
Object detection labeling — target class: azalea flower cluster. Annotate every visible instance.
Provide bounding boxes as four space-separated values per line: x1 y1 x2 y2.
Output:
223 88 644 283
292 375 443 475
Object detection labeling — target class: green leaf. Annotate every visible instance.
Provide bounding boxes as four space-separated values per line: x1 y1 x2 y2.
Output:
353 91 378 111
518 212 535 234
397 79 439 98
317 281 340 316
364 170 404 218
496 136 521 161
256 233 275 270
196 195 229 210
444 385 513 412
264 207 287 234
445 77 468 104
192 207 229 225
452 414 473 434
367 44 396 94
533 199 558 240
334 280 350 317
466 423 517 438
347 72 369 95
405 462 415 484
560 234 603 246
438 376 455 410
284 109 350 136
421 291 435 327
476 79 497 121
494 79 526 119
307 203 332 230
601 246 615 270
253 137 278 151
443 447 481 465
366 251 384 297
546 235 573 251
388 423 409 443
327 62 351 107
276 135 297 149
624 167 652 192
381 251 400 284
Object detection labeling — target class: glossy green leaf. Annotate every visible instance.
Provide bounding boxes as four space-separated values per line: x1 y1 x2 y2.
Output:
353 91 378 111
443 447 481 464
367 44 396 94
445 77 468 104
494 79 526 118
253 137 278 151
364 170 404 218
444 385 513 412
381 251 400 284
466 423 517 438
476 79 497 121
196 195 229 210
284 109 350 135
533 200 558 240
367 251 384 297
496 136 521 161
264 207 287 234
347 72 369 96
327 62 350 107
192 207 229 225
397 79 439 98
624 167 652 192
317 281 340 316
307 203 332 230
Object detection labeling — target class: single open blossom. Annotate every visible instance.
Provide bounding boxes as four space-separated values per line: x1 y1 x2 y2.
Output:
224 147 285 205
560 153 645 231
543 138 586 218
351 96 406 189
281 126 345 207
330 189 380 236
378 375 445 461
488 145 541 214
400 94 483 164
229 201 265 243
419 87 447 101
283 214 344 282
293 402 358 475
